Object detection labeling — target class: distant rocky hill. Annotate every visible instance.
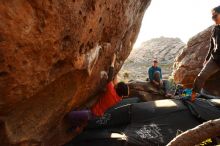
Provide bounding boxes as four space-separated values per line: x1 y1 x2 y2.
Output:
119 37 186 81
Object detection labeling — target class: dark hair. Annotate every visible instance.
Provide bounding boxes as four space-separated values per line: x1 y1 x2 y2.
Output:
213 6 220 13
115 82 129 97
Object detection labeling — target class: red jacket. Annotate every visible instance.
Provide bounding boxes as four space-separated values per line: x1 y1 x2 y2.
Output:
91 82 121 116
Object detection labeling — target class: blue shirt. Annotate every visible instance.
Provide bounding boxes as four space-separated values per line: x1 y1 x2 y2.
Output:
148 66 162 81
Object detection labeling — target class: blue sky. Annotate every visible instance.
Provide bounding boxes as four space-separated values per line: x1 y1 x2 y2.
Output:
134 0 220 48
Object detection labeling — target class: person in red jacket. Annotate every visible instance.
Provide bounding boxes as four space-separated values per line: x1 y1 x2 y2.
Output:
68 54 129 132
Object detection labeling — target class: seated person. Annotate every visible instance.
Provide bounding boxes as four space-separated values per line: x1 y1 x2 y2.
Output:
148 59 171 97
148 59 163 88
68 54 129 132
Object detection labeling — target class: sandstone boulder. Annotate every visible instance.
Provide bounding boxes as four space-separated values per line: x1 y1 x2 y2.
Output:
173 26 220 96
0 0 151 145
128 81 167 101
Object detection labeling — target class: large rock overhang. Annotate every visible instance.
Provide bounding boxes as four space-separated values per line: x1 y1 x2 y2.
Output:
0 0 151 145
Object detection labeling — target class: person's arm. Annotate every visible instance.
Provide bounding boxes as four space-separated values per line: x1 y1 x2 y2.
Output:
107 54 116 83
148 67 154 82
113 75 118 85
205 38 214 62
159 68 163 85
159 68 162 79
205 28 215 62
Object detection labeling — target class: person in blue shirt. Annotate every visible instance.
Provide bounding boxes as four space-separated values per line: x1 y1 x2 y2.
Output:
148 59 172 97
148 59 163 88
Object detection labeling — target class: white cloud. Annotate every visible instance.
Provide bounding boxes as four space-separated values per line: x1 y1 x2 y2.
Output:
134 0 220 48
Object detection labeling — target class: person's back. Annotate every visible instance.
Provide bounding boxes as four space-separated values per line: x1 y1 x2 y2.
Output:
91 81 121 116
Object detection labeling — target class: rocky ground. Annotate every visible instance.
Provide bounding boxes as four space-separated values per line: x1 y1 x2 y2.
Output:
119 37 186 81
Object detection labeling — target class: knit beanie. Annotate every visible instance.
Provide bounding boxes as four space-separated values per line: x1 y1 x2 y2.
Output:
213 6 220 13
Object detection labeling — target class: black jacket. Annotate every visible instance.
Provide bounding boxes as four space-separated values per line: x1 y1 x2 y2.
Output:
205 25 220 65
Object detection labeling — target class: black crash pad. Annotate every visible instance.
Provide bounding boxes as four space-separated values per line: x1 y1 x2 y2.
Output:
65 98 220 146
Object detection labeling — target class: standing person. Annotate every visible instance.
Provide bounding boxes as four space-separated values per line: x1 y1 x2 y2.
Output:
192 6 220 100
67 54 129 132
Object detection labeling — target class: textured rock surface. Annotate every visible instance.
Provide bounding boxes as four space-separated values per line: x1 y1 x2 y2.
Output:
173 26 220 96
119 37 185 81
128 81 167 101
0 0 151 145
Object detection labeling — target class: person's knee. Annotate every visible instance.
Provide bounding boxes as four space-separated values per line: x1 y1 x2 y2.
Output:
154 71 160 76
198 59 219 81
194 75 203 85
154 71 161 81
196 70 212 88
193 76 205 92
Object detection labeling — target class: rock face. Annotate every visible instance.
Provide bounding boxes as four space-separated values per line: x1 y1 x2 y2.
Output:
128 81 167 101
0 0 151 145
173 26 220 96
119 37 185 81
